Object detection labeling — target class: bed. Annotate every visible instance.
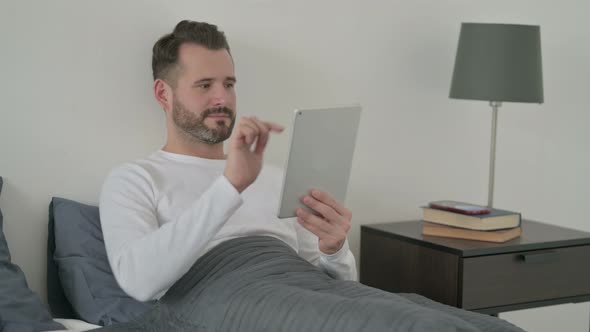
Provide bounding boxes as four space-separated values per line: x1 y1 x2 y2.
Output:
0 179 525 331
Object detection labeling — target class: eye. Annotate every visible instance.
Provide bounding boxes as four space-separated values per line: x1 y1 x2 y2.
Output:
224 82 235 89
198 83 211 90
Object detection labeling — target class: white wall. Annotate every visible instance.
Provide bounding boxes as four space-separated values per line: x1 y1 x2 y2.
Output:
1 1 588 330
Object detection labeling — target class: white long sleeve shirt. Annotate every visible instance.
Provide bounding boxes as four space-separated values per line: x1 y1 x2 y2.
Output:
99 150 357 301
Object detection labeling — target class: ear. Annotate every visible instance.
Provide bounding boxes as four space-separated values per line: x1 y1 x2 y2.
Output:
153 79 173 113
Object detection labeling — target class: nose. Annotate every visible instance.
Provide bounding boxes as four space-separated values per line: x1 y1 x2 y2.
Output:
210 84 228 108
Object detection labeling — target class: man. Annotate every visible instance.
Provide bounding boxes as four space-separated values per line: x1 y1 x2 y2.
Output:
97 21 522 332
99 20 357 302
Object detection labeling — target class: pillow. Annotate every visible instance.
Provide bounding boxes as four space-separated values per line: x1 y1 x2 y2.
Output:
0 177 65 332
46 200 76 320
49 197 154 326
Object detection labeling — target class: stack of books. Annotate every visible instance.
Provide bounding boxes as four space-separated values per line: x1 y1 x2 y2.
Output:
421 200 522 243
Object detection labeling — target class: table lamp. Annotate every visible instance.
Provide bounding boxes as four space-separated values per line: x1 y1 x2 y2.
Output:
449 23 544 208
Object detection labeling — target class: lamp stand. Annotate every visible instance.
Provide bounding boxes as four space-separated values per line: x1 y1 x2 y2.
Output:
487 101 501 208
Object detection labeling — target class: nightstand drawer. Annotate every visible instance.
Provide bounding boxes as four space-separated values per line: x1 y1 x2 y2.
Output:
462 245 590 309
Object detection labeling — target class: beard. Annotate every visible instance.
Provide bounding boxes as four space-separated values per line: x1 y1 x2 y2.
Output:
172 95 235 145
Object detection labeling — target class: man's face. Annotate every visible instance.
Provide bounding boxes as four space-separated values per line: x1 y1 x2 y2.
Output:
170 43 236 144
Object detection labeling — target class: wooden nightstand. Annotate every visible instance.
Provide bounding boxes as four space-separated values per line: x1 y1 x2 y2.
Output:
360 220 590 315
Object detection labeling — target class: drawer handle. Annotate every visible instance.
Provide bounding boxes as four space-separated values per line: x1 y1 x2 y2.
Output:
518 251 558 264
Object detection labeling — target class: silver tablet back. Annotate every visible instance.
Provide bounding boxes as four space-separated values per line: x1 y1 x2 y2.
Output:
277 105 361 218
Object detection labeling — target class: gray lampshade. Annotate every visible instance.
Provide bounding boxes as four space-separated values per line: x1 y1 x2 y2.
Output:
450 23 544 103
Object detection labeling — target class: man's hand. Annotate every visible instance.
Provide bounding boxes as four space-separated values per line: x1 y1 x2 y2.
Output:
296 189 353 255
224 116 284 193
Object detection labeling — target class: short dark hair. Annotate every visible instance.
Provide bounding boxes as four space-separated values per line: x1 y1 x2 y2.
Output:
152 20 231 86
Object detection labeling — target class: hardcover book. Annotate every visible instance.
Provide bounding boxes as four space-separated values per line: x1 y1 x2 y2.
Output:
422 206 521 231
422 222 522 243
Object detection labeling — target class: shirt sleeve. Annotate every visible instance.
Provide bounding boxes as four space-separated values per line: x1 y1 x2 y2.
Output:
294 221 358 281
99 164 243 301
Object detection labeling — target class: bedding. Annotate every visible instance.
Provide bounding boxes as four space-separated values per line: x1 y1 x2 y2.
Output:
48 197 153 326
51 319 101 332
94 236 524 332
0 177 65 332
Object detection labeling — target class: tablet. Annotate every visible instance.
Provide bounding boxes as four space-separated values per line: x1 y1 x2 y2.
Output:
277 105 362 219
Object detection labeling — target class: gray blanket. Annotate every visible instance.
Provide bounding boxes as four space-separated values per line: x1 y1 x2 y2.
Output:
94 236 524 332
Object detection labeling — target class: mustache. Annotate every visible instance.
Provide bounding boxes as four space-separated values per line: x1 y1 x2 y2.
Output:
203 107 234 118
